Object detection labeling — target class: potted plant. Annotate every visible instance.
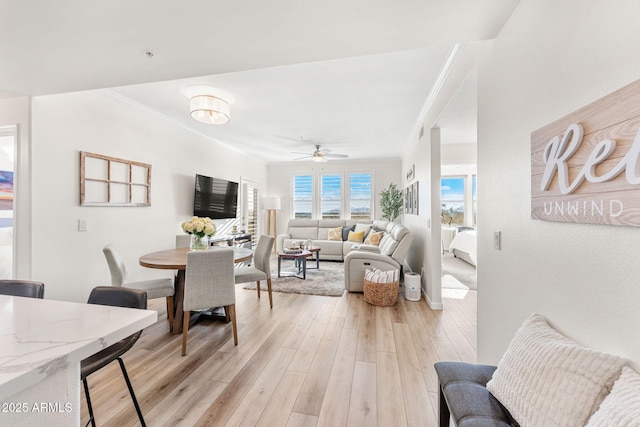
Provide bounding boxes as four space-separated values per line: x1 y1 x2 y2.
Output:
380 183 403 222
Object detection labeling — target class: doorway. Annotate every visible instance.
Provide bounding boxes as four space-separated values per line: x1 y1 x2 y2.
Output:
0 126 16 278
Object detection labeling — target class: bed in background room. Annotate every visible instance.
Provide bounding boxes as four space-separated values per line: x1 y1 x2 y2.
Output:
449 228 477 267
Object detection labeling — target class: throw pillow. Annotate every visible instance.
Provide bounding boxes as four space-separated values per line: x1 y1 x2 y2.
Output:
586 366 640 427
347 230 365 243
486 313 626 427
354 223 371 239
342 225 355 241
364 230 383 246
327 226 342 241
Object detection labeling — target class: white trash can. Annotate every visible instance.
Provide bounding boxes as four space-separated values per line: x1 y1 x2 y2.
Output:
404 272 421 301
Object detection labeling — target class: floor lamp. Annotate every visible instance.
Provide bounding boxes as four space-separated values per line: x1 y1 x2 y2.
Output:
263 197 281 253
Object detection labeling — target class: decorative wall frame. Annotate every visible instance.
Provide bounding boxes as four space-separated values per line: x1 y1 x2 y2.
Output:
80 151 151 206
532 79 640 226
412 181 419 215
406 164 415 182
404 181 419 215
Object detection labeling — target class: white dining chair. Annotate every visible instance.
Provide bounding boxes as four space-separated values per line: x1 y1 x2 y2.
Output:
182 248 237 356
103 244 175 332
234 235 274 308
176 234 191 248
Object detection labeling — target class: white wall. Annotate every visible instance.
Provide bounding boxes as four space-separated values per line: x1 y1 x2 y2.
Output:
31 90 267 302
478 0 640 369
266 159 401 235
441 142 476 165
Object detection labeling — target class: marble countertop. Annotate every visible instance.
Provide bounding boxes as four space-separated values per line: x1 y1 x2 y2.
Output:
0 295 157 401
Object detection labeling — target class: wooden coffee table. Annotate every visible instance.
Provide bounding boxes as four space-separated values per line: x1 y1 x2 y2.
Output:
306 246 321 269
277 250 313 279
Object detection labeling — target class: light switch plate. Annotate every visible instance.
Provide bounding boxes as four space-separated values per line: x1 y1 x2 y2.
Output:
494 231 501 250
78 219 88 232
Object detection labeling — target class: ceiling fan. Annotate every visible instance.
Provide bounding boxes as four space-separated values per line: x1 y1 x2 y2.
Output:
291 144 349 163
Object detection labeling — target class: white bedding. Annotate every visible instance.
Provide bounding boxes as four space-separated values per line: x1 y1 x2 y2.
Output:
449 229 477 266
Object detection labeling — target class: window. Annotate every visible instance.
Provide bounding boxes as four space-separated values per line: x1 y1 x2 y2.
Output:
349 173 372 219
321 174 341 219
441 177 465 225
472 175 477 225
292 175 313 218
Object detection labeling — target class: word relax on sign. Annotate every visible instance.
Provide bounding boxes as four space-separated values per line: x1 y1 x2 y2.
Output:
538 122 640 219
541 123 640 194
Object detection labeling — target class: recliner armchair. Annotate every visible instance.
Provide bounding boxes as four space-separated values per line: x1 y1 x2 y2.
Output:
344 221 412 292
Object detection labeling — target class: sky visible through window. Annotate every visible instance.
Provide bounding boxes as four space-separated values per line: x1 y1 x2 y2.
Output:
441 177 465 225
293 173 371 219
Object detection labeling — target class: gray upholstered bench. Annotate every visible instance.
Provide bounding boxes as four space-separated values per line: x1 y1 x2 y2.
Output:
434 361 518 427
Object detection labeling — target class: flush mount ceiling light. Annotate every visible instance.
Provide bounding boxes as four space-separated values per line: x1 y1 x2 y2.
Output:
190 95 230 125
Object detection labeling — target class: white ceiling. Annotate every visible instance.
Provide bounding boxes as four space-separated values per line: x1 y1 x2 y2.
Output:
0 0 519 163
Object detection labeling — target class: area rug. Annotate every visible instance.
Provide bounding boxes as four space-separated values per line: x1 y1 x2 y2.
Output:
241 257 345 297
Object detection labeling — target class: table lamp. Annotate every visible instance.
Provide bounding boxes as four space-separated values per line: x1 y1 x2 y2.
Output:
263 197 281 252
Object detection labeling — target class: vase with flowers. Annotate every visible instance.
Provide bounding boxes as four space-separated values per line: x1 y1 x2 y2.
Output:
181 216 216 250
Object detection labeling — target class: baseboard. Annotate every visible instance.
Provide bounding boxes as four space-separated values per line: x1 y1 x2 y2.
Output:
425 286 443 310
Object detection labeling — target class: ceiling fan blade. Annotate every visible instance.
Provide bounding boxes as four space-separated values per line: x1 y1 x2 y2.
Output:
324 153 349 158
291 151 312 155
293 155 313 160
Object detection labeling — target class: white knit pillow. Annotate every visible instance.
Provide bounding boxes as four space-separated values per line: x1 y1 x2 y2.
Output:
486 313 625 427
586 366 640 427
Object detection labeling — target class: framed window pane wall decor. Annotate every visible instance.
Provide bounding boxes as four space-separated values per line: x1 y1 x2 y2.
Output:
80 151 151 206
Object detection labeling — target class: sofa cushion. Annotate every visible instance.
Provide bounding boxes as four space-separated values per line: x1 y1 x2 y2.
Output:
289 227 318 240
317 219 346 240
311 240 343 257
327 226 343 241
342 225 355 240
586 366 640 427
434 362 514 427
354 222 371 237
364 230 383 246
348 230 365 243
379 234 399 256
486 313 626 427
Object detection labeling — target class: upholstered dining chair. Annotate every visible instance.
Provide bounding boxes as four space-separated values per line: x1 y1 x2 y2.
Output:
103 244 175 332
176 234 191 248
182 248 237 356
0 279 45 298
234 235 274 308
81 286 147 427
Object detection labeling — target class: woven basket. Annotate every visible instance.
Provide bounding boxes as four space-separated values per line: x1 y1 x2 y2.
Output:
363 278 399 306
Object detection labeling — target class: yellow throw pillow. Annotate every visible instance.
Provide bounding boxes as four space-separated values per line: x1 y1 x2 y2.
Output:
364 230 383 246
328 226 343 241
348 230 365 243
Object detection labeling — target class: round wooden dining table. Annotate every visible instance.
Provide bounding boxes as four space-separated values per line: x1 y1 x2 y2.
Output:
139 246 253 334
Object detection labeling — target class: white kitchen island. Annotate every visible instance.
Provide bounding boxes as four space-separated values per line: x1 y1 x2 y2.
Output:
0 295 157 426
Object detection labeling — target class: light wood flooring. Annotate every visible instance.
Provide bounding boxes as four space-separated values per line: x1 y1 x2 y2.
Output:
81 285 477 427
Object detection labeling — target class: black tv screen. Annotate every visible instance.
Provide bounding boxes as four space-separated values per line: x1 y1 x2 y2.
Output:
193 174 239 219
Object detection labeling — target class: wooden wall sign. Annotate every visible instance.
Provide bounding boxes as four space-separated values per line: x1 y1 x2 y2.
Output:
531 79 640 226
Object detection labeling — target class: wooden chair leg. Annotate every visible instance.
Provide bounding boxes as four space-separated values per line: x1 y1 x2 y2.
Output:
267 277 273 308
227 304 238 345
166 295 174 333
181 311 190 356
256 280 261 298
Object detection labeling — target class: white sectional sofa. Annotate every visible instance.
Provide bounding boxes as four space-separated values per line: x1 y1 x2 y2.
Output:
277 219 412 292
277 219 375 261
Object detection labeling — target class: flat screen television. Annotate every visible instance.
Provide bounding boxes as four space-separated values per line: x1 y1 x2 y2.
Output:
193 174 239 219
